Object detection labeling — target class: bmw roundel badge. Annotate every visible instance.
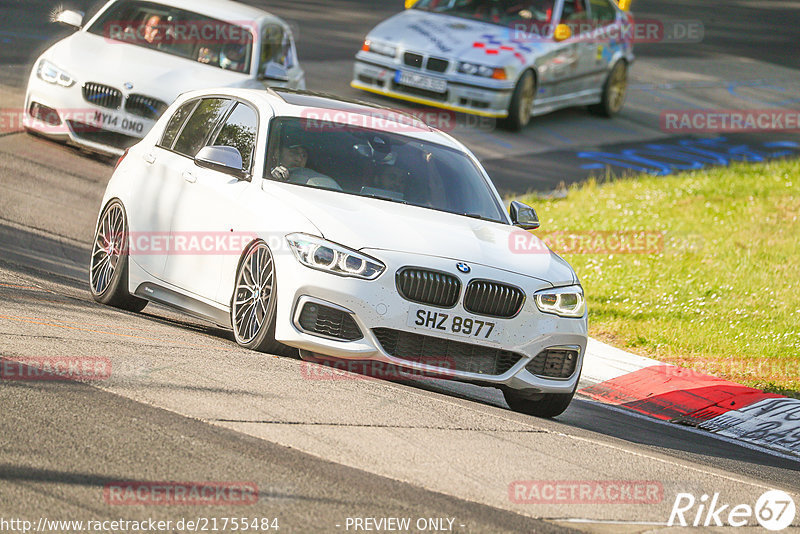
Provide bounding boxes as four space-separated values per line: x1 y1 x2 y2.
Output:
456 262 470 274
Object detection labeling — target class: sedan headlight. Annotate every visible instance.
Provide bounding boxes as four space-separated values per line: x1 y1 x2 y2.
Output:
457 62 507 80
36 59 76 87
535 285 586 318
286 234 385 280
362 39 397 58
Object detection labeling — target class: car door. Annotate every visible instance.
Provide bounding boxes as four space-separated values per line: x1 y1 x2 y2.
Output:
163 100 260 304
586 0 624 90
538 0 594 101
125 98 199 281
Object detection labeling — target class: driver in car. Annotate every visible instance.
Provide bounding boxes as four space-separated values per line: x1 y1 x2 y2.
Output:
271 133 340 190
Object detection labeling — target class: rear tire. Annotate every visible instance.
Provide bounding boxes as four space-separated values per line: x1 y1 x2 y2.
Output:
589 60 627 117
503 387 576 418
89 200 148 312
231 241 289 355
501 70 535 131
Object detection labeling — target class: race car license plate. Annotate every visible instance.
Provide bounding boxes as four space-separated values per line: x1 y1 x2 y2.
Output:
407 305 501 341
395 70 447 93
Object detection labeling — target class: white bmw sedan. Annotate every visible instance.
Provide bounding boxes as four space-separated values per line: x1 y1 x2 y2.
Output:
24 0 304 156
90 87 587 417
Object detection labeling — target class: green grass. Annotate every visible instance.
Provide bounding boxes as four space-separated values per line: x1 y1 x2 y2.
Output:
521 159 800 397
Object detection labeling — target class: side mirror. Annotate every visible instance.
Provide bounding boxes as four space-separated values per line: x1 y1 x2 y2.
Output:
54 9 84 29
617 0 632 11
405 0 419 8
554 23 572 41
510 200 540 230
194 146 247 179
260 61 289 82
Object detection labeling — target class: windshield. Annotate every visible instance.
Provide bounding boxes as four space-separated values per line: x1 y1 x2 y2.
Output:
265 117 507 224
413 0 556 25
87 0 254 73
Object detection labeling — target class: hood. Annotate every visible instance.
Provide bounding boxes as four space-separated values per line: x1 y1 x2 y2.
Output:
271 184 576 286
368 10 548 64
45 31 249 103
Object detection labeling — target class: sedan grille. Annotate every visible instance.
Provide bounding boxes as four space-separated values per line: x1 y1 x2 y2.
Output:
403 52 423 68
297 302 363 341
396 268 460 308
125 94 168 120
426 57 449 73
526 348 579 379
82 82 122 109
463 280 525 318
373 328 522 376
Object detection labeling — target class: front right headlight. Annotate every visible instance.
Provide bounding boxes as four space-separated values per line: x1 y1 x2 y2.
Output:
286 233 385 280
535 285 586 318
36 59 76 87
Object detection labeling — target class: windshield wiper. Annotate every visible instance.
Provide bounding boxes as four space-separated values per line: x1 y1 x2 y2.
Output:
362 193 409 205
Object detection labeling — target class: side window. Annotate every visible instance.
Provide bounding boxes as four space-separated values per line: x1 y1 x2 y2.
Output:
589 0 616 25
260 24 287 69
211 103 258 172
173 98 232 157
561 0 588 22
159 100 198 149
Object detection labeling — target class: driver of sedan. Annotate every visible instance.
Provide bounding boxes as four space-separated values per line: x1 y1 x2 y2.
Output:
271 132 340 190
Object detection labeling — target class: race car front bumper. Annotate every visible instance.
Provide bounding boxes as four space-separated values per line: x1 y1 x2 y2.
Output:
352 54 515 119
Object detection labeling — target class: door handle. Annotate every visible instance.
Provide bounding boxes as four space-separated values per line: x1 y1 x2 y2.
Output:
143 152 156 164
182 170 196 183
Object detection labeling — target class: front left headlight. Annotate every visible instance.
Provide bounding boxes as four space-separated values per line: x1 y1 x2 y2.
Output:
535 285 586 318
362 39 397 58
36 59 76 87
286 233 385 280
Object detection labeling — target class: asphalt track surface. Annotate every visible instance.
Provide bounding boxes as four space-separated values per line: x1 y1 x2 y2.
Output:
1 1 800 533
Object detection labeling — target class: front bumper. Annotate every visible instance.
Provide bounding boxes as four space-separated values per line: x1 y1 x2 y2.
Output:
352 52 515 119
273 248 587 395
24 72 156 157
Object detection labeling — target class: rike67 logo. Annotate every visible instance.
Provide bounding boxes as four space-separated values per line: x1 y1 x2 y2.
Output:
669 490 796 531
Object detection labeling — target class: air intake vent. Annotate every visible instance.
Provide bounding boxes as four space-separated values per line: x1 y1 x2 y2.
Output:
463 280 525 318
373 328 522 376
526 348 579 379
297 302 362 341
403 52 423 68
426 57 449 73
82 82 122 109
396 268 461 308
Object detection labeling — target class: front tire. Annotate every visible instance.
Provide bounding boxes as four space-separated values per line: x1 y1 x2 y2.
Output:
589 60 628 117
503 387 576 418
231 241 286 354
89 200 148 312
501 70 536 131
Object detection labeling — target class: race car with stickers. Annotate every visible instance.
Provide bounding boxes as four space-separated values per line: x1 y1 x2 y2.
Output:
352 0 634 129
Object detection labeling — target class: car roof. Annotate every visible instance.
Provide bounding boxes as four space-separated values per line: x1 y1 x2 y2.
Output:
178 87 468 149
114 0 277 25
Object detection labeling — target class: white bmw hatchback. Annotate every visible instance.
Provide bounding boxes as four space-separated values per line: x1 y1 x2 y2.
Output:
25 0 304 156
90 87 588 417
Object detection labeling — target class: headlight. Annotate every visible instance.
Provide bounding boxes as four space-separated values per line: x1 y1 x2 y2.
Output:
457 62 506 80
36 59 76 87
535 285 586 318
362 39 397 58
286 234 385 280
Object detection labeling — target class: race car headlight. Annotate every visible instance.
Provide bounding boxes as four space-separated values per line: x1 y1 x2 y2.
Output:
457 62 506 80
534 285 586 318
36 60 75 87
362 39 397 58
286 233 385 280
